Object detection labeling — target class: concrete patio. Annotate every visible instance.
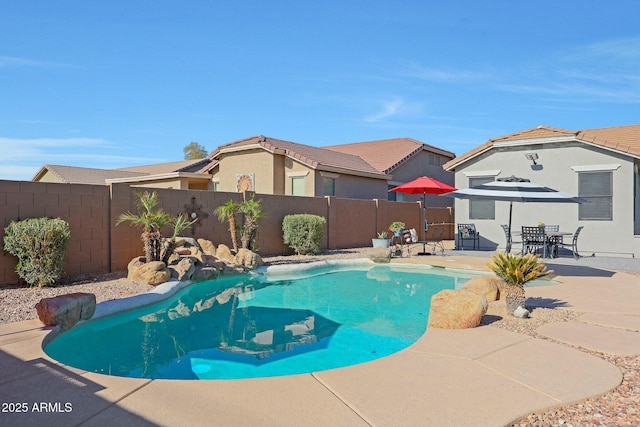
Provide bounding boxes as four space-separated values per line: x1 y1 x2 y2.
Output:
1 253 638 427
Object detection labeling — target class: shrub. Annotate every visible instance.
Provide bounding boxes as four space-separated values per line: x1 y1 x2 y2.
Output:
4 217 71 287
283 214 326 255
487 251 552 315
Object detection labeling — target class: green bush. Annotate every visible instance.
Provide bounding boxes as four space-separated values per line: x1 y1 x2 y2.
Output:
4 217 71 287
282 214 326 255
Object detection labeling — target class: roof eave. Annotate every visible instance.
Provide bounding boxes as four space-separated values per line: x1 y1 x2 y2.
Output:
576 138 640 160
105 172 211 184
443 145 493 171
317 165 391 180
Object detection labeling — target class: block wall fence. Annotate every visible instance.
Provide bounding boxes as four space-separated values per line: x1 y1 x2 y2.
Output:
0 180 454 287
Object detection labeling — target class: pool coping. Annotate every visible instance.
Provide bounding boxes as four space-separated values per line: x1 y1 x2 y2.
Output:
1 255 637 426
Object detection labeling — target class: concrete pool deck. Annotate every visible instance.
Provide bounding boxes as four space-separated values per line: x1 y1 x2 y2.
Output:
1 253 638 427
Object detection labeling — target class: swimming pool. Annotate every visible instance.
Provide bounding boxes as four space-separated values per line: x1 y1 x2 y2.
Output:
44 262 483 380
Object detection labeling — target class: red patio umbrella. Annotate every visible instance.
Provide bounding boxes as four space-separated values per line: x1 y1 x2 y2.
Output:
389 176 457 243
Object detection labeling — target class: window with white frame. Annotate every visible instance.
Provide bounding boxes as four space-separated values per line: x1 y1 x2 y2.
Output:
469 177 495 219
579 171 612 220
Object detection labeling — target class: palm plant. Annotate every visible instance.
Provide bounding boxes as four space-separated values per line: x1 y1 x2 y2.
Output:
116 191 172 262
214 200 240 252
487 251 552 316
161 213 198 264
238 197 265 250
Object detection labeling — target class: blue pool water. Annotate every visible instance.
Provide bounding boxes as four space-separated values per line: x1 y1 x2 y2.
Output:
44 264 479 380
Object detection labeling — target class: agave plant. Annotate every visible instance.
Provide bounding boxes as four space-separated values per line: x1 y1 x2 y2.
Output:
487 251 552 316
214 200 240 252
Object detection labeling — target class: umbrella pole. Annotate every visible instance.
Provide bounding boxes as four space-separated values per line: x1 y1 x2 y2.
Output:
423 192 427 242
507 201 513 253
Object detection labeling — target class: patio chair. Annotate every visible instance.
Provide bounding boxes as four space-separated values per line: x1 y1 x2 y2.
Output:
500 224 522 254
457 223 480 250
557 226 584 259
423 225 447 255
544 225 561 257
521 226 548 258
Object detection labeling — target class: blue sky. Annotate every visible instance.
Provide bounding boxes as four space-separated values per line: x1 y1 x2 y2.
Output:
2 1 640 181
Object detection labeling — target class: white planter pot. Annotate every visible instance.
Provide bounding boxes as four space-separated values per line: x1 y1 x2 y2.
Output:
372 238 390 248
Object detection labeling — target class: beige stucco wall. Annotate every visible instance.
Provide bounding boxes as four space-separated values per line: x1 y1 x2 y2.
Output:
284 158 315 196
452 142 638 257
36 171 64 183
214 149 279 194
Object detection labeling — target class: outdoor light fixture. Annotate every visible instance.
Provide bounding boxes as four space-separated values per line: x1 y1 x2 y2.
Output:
525 153 539 165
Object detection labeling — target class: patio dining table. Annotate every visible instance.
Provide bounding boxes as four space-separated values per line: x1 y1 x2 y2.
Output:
544 230 573 258
515 229 573 258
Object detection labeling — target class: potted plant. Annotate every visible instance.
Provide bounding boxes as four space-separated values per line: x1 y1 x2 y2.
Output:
389 221 406 236
372 231 390 248
487 251 552 317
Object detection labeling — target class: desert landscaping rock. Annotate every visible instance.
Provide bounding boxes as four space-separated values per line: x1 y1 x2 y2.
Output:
197 238 216 256
366 247 392 263
215 244 235 263
36 292 96 330
428 289 488 329
233 248 264 269
461 275 504 302
169 257 196 281
127 257 171 286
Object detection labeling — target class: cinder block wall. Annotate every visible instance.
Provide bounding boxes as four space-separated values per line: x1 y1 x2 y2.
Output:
0 180 110 284
0 180 453 287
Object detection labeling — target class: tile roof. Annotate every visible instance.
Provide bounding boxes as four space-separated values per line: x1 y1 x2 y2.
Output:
325 137 455 174
443 124 640 170
33 165 147 185
118 158 209 174
577 124 640 156
202 135 390 178
32 159 211 185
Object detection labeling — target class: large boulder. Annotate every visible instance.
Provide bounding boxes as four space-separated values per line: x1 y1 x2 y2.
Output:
191 265 219 282
127 257 171 286
37 293 96 330
197 239 216 256
366 247 392 263
169 257 197 281
427 289 488 329
233 248 264 269
215 244 235 263
189 246 206 265
461 276 505 302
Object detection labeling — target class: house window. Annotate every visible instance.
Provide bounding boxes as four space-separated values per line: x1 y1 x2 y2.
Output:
579 171 612 220
322 178 335 196
291 176 305 196
429 154 440 166
213 181 220 191
469 177 495 219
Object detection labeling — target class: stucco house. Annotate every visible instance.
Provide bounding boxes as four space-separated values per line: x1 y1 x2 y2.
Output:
443 124 640 258
198 135 455 205
33 159 213 190
32 135 455 207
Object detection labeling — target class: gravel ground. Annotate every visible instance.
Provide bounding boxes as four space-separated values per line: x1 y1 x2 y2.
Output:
1 248 638 426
